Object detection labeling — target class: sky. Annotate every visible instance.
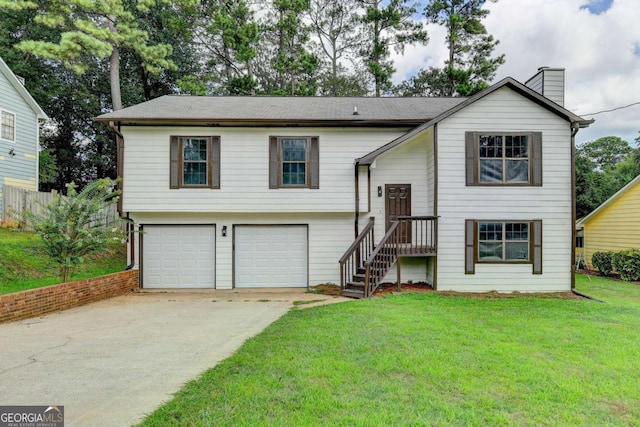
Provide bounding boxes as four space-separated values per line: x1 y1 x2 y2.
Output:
390 0 640 146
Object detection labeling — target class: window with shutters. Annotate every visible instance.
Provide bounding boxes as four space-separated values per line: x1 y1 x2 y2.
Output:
466 132 542 186
169 136 220 189
269 136 319 189
1 110 15 142
465 219 542 274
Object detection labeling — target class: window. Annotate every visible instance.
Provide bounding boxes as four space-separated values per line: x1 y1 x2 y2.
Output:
170 136 220 189
1 110 15 142
478 222 529 261
576 228 584 248
465 219 542 274
269 136 319 189
466 132 542 186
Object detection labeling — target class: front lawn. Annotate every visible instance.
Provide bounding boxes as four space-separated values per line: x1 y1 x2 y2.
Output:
0 228 126 295
139 275 640 426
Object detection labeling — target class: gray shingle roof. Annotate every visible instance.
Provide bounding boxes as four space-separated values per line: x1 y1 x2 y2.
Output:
95 95 468 124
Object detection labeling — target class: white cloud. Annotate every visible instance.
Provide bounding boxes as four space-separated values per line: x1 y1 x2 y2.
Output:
391 0 640 145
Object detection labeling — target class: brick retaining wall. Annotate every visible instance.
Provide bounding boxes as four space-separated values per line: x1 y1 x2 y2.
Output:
0 270 139 323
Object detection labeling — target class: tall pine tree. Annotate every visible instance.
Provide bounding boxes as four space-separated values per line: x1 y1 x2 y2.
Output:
394 0 504 97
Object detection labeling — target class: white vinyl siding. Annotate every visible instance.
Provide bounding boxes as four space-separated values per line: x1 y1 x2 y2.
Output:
121 127 407 213
359 127 435 285
142 225 215 289
540 70 565 107
436 87 572 292
234 225 307 288
367 128 433 240
525 68 564 107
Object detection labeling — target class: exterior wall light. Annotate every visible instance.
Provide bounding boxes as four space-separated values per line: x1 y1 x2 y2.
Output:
222 226 227 237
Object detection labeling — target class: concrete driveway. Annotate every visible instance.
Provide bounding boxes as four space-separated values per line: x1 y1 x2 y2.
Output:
0 289 346 427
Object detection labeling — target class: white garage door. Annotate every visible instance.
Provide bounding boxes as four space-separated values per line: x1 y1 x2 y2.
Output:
235 225 307 288
143 225 215 289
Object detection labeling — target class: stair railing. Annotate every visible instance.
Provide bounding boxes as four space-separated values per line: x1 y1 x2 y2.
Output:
339 217 375 291
363 221 400 297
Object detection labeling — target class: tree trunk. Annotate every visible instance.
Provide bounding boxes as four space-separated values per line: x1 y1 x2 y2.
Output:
109 47 123 111
107 17 123 111
447 8 455 97
331 40 338 96
374 13 380 97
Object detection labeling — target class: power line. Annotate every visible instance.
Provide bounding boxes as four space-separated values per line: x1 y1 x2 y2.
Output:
582 100 640 116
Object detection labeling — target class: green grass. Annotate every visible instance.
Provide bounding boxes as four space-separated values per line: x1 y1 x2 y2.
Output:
0 228 126 295
138 275 640 426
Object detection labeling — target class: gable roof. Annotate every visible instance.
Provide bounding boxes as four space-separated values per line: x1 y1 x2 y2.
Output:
356 77 593 165
576 174 640 227
0 56 48 120
94 96 467 126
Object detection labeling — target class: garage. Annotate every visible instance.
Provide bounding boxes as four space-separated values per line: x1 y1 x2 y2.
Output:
142 225 215 288
234 225 308 288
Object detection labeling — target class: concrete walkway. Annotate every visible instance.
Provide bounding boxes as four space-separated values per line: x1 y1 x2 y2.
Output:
0 289 348 427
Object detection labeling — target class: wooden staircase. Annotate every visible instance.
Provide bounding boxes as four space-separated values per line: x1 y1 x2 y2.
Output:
339 216 437 298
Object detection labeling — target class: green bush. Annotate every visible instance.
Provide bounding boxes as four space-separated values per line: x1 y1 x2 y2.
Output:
592 251 614 276
611 249 640 281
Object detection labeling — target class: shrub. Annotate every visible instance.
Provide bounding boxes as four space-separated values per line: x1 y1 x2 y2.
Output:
23 179 128 282
611 249 640 281
592 251 613 276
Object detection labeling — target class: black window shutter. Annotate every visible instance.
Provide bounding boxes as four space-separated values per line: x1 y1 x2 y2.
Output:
531 132 543 186
465 132 477 186
309 136 319 189
210 136 220 189
269 136 279 189
465 219 476 274
532 220 543 274
170 136 180 189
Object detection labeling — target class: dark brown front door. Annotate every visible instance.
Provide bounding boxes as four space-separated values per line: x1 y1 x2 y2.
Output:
385 184 411 243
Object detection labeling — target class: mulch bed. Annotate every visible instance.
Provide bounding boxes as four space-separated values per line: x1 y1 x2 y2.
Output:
311 282 584 299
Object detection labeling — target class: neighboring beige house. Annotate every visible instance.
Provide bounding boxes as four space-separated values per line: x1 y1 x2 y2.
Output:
576 174 640 269
95 67 591 297
0 56 48 216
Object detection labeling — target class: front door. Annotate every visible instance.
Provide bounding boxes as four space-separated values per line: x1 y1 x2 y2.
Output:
385 184 411 243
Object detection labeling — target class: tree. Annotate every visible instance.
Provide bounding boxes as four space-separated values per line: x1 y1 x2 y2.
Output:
0 6 105 191
190 0 260 95
2 3 202 190
5 0 195 110
23 179 128 283
255 0 320 95
358 0 428 96
308 0 363 96
395 0 503 97
575 136 640 218
579 136 633 171
38 149 58 185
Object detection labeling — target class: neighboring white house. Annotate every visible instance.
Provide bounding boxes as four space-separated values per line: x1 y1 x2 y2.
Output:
0 56 48 215
95 67 592 296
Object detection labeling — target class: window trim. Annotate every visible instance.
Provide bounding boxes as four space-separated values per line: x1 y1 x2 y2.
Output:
466 131 542 187
269 136 319 189
0 109 16 142
169 136 220 189
465 219 542 274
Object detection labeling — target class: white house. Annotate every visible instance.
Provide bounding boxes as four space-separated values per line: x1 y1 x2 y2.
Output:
95 67 592 297
0 56 48 215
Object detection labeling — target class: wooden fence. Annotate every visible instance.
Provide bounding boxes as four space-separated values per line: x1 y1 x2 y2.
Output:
1 185 119 228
